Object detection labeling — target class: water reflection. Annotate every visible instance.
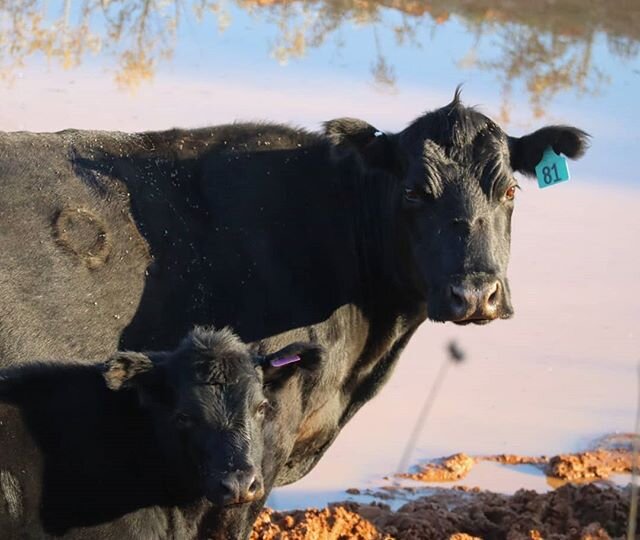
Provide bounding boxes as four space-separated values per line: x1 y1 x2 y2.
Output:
0 1 638 114
0 0 179 88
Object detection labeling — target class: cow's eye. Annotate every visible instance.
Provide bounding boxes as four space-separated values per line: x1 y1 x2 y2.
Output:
504 185 517 201
175 413 193 427
256 400 270 416
404 188 421 203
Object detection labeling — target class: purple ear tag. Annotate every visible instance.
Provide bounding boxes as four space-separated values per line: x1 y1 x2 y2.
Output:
270 355 301 368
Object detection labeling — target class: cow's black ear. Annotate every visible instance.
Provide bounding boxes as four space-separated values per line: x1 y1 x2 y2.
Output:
256 343 323 388
323 118 398 174
103 351 154 391
508 125 590 177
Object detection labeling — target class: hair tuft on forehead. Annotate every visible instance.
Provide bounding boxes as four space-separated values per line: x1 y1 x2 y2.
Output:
181 326 254 385
189 326 247 357
450 84 463 109
406 94 503 161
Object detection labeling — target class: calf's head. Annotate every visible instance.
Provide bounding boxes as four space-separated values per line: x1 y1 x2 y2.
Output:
103 327 320 506
325 90 589 324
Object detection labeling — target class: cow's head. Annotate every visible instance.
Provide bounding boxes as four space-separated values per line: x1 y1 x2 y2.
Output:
325 90 589 324
103 327 320 506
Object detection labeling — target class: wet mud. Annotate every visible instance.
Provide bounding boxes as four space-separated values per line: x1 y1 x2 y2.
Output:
252 436 637 539
252 484 632 539
401 435 638 483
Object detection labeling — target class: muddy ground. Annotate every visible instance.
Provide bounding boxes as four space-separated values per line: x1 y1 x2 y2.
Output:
251 437 637 539
251 484 631 539
400 448 636 486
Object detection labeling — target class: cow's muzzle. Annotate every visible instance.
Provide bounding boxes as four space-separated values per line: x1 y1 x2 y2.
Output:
446 277 513 325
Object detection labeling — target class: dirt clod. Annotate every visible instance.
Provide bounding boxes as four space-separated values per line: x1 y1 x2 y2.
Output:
398 452 475 482
548 450 635 481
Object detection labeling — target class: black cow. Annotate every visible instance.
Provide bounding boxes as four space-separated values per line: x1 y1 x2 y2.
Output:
0 327 320 539
0 91 589 494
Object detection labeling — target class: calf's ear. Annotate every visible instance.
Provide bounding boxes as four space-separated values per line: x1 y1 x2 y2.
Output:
103 351 154 391
324 118 399 175
256 342 323 388
0 375 11 399
508 125 590 177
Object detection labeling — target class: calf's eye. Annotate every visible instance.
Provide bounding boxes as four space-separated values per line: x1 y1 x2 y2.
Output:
175 413 193 427
404 188 421 203
504 185 517 201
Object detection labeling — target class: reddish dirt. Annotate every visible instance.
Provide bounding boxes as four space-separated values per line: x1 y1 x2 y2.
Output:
399 441 637 484
252 484 633 540
484 454 548 466
398 452 475 482
250 505 392 540
547 450 636 482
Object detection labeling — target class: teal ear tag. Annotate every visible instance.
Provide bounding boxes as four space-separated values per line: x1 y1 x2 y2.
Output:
535 147 570 189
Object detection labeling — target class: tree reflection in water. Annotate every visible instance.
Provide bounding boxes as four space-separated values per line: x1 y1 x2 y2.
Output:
0 0 638 116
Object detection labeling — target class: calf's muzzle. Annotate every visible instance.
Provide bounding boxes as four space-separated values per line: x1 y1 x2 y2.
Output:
218 467 264 505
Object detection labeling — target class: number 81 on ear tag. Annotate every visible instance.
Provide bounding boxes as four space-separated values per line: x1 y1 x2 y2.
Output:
535 147 570 189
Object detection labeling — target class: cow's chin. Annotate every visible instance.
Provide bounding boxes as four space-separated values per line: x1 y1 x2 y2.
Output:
205 490 265 507
427 309 514 325
451 310 514 326
452 318 492 326
205 494 255 508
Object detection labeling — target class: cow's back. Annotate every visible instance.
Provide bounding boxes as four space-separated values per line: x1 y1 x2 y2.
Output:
0 130 151 365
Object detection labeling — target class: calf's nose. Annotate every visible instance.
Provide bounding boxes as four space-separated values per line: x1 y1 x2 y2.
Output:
448 280 501 322
220 467 263 505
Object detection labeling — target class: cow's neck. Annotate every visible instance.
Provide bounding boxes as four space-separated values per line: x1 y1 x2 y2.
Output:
270 169 427 486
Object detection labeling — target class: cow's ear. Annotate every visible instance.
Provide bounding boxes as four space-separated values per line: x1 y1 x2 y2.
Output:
103 351 154 391
255 343 323 388
508 125 590 177
323 118 398 174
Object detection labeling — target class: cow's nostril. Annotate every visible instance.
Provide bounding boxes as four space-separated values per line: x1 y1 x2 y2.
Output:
449 285 465 309
246 475 257 493
220 476 239 505
486 281 500 307
248 476 261 495
449 284 473 319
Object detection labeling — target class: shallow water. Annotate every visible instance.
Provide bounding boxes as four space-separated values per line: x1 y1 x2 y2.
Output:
1 0 639 511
